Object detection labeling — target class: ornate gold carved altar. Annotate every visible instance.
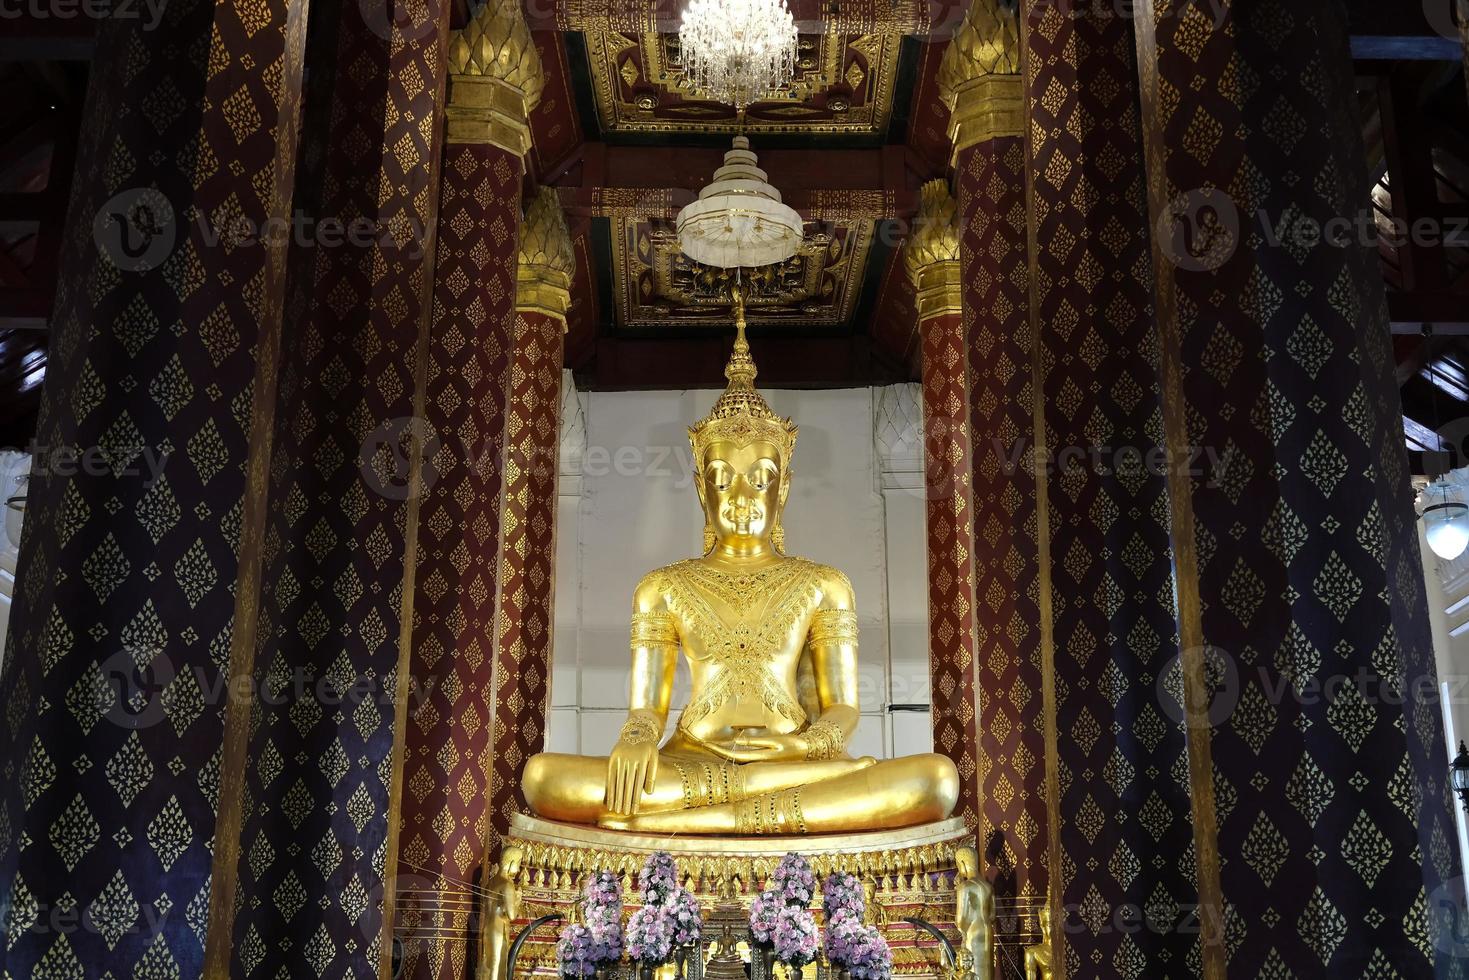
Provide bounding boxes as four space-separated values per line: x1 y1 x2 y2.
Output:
505 814 973 978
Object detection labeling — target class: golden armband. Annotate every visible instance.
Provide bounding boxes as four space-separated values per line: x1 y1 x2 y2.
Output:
803 719 846 761
630 611 679 651
809 608 859 647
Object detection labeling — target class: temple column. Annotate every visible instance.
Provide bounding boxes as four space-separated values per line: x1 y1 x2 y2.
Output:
908 180 984 832
1133 2 1460 974
210 0 452 972
1018 1 1200 974
937 0 1047 912
390 4 544 975
484 189 574 849
0 0 309 973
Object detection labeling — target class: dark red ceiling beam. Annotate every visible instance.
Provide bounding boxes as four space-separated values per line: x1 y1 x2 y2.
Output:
552 144 925 221
0 13 95 60
578 334 905 390
535 0 951 35
560 142 923 193
0 287 50 331
1389 292 1469 332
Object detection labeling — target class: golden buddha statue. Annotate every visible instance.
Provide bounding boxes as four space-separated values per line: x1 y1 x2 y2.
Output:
477 845 522 980
1023 902 1054 980
954 845 994 980
523 294 959 834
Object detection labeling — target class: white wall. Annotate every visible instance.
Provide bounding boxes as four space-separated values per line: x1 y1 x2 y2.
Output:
548 383 931 760
1420 511 1469 884
0 453 28 667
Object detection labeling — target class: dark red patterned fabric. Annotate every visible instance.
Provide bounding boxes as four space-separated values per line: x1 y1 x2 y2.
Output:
486 310 565 845
922 307 984 833
0 0 308 973
956 136 1047 903
225 0 450 973
394 140 524 980
1021 1 1199 973
1135 2 1461 974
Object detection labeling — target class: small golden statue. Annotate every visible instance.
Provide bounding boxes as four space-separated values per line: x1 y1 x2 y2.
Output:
478 846 522 980
524 292 958 833
1023 901 1054 980
954 845 994 980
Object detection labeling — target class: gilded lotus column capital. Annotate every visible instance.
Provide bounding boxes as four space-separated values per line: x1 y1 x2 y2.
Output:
904 179 962 321
446 0 545 154
937 0 1023 161
517 188 575 327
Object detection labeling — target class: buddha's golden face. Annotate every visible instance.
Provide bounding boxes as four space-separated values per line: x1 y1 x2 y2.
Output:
700 439 784 548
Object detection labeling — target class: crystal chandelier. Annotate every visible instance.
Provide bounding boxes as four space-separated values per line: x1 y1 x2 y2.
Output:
678 0 798 108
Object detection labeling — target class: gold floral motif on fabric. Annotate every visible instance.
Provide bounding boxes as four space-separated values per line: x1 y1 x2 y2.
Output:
653 558 824 731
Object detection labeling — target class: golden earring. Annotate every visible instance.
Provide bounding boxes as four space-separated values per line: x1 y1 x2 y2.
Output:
703 523 716 554
772 523 785 554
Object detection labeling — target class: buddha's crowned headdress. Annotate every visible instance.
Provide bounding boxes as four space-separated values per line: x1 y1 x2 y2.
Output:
688 290 799 468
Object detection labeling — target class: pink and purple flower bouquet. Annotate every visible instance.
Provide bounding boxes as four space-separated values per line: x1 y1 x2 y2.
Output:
557 922 600 978
771 853 816 908
639 851 680 905
748 889 781 946
771 903 819 968
626 903 676 965
847 925 892 980
582 870 624 914
668 887 704 946
821 871 865 919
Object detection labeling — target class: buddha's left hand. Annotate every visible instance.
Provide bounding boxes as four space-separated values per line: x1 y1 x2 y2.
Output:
704 734 808 763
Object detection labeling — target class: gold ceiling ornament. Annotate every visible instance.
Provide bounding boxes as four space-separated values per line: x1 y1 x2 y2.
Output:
580 29 904 136
688 288 798 470
611 217 873 330
904 179 962 321
937 0 1023 161
517 188 575 327
446 0 545 154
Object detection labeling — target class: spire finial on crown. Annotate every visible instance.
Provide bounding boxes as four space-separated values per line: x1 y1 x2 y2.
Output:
726 286 756 385
689 286 798 470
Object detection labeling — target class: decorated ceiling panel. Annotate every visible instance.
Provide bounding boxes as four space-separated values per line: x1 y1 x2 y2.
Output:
581 28 907 136
610 216 874 327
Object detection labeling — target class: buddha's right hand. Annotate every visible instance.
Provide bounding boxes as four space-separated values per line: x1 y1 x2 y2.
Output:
605 733 659 816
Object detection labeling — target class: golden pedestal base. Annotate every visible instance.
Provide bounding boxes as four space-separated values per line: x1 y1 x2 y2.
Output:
506 814 974 978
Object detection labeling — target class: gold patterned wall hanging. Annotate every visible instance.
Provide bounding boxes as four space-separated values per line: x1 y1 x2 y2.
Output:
580 28 905 136
611 217 873 328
